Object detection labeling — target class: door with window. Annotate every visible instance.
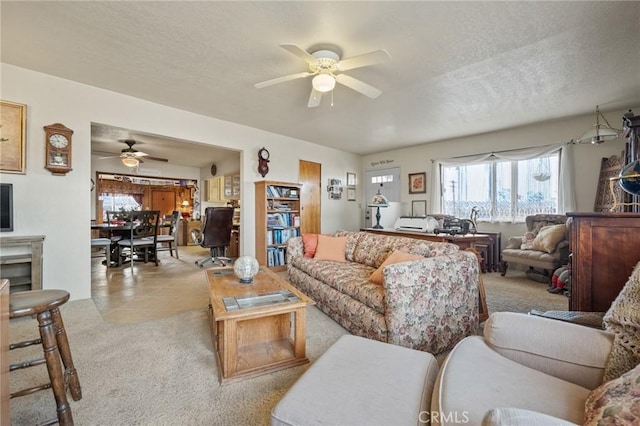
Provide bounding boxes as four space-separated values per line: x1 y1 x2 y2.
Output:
364 167 401 228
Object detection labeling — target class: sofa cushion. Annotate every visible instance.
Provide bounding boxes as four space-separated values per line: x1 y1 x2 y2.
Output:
333 230 364 262
530 224 566 253
583 363 640 426
314 235 347 262
301 233 318 258
352 233 435 268
291 256 385 313
369 250 425 285
433 336 590 425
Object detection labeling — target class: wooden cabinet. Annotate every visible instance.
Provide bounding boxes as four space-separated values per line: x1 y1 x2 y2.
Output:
567 212 640 311
255 181 302 269
179 219 202 246
204 177 228 202
0 235 44 292
224 174 241 200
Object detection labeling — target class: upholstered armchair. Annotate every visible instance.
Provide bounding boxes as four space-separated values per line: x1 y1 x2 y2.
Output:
500 214 569 280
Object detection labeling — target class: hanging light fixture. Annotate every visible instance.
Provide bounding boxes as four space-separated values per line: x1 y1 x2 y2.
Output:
121 157 139 168
575 105 621 145
312 72 336 93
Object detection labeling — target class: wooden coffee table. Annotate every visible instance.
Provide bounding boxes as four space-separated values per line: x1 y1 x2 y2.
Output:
206 266 314 384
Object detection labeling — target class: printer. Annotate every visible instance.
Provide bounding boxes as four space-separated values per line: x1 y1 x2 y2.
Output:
393 216 439 233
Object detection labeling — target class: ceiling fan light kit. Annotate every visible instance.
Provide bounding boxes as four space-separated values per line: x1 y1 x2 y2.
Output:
122 157 139 168
312 73 335 93
255 43 390 107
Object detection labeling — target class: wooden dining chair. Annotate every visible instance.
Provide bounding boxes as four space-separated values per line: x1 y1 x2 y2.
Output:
90 237 112 268
117 210 160 271
156 210 180 259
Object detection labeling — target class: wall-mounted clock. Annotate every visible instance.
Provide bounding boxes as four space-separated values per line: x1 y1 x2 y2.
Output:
44 123 74 175
258 147 270 177
210 163 217 176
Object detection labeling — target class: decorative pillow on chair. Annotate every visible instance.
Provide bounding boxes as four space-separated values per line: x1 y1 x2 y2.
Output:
314 235 347 262
583 363 640 426
531 224 565 253
369 250 425 285
302 233 318 258
520 231 536 250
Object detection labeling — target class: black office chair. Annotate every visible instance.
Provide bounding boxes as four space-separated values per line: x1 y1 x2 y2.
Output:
191 207 234 268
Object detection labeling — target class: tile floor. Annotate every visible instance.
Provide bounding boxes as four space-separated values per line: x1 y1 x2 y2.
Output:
91 245 216 324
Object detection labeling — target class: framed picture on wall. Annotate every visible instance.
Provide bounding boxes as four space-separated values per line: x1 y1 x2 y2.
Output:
412 200 427 216
347 187 356 201
408 172 426 194
0 100 27 174
346 172 356 187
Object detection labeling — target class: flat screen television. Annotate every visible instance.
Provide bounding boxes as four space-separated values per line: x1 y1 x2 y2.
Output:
0 183 14 232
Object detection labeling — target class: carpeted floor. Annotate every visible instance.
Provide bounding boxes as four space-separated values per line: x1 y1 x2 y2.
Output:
9 270 567 425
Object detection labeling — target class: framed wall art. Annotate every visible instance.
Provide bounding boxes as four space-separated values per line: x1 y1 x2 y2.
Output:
347 187 356 201
346 172 356 187
0 100 27 174
412 200 427 216
408 172 426 194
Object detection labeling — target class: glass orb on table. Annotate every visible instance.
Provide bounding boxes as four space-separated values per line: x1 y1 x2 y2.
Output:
233 256 260 284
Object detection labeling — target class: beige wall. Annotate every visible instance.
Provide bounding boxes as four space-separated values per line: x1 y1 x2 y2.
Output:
361 107 634 243
1 63 361 300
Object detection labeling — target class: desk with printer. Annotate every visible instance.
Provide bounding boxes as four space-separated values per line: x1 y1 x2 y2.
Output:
361 215 500 273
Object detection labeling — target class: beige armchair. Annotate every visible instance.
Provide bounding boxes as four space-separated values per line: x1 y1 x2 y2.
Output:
500 214 569 280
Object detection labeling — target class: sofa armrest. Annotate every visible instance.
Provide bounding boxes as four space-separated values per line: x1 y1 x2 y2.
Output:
504 236 523 249
285 236 304 264
383 250 479 354
484 312 614 389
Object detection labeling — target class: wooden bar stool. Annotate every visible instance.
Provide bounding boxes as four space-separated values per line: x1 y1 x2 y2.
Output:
9 290 82 425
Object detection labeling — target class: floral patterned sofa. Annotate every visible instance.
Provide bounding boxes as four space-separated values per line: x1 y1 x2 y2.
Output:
286 230 480 354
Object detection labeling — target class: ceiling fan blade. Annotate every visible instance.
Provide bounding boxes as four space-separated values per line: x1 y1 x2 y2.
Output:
307 89 322 108
145 156 169 163
279 44 318 65
335 74 382 99
336 49 391 71
255 72 313 89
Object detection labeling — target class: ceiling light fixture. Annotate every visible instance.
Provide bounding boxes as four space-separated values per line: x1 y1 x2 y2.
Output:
575 105 621 145
312 73 336 93
121 157 139 168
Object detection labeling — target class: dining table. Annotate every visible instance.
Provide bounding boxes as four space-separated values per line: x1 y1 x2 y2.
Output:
91 221 171 266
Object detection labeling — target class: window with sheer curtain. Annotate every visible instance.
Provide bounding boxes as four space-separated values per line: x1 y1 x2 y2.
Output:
430 145 575 223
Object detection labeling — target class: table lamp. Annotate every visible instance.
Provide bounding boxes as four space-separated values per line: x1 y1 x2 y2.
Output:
368 185 389 229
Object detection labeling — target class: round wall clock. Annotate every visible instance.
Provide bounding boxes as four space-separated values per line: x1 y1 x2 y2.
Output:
210 164 217 176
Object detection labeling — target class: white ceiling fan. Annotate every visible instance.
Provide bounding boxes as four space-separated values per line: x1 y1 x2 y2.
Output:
255 44 391 107
94 139 168 168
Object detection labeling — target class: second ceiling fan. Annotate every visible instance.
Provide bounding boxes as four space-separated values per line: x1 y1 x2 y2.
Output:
255 44 391 107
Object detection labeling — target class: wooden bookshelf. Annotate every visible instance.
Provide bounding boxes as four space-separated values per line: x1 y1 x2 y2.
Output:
255 181 302 270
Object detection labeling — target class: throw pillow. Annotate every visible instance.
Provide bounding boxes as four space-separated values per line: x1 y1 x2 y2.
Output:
314 235 347 262
369 250 425 285
520 231 536 250
531 224 565 253
583 363 640 426
302 233 318 258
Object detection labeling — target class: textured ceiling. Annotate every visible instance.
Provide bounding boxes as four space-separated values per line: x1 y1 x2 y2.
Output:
2 1 639 165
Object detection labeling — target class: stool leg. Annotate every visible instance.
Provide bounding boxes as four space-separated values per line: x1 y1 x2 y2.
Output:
51 307 82 401
38 310 74 426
